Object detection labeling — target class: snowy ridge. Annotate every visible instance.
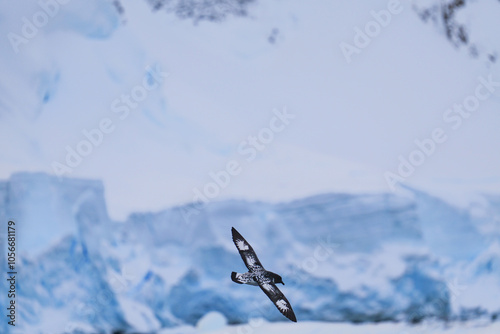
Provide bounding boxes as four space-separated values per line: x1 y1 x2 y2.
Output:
1 0 500 221
1 172 499 333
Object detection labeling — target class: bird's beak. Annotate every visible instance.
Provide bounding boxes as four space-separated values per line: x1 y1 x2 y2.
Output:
282 282 285 285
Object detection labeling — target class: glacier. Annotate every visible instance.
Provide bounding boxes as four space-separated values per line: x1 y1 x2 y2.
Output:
1 172 499 333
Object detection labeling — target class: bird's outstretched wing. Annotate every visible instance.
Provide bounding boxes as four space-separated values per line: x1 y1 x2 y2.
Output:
259 282 297 322
231 227 264 272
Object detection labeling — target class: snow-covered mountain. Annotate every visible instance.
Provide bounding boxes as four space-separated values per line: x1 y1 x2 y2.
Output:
1 0 500 220
1 172 499 333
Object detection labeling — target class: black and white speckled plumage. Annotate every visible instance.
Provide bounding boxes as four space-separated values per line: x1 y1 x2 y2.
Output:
231 227 297 322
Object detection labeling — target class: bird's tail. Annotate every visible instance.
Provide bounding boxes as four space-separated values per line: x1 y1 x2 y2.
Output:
231 272 244 284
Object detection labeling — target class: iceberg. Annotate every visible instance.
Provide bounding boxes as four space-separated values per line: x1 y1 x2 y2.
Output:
1 172 499 333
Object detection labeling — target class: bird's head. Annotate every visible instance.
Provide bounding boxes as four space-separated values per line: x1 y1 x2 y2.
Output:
273 274 285 285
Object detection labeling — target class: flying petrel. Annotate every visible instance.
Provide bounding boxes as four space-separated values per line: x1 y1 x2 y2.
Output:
230 227 297 322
